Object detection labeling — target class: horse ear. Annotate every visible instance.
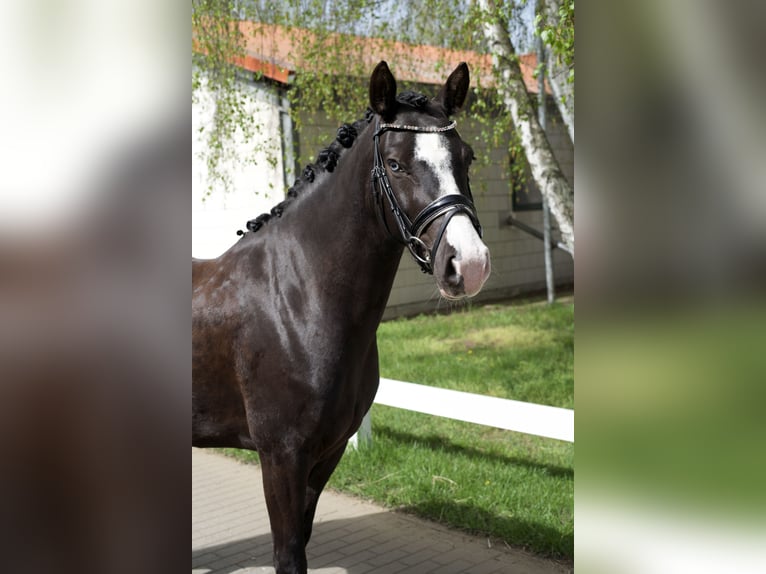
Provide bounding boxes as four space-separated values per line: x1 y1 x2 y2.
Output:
437 62 470 116
369 61 397 121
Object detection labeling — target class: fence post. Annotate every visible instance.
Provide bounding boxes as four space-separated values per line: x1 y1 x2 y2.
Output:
348 411 372 449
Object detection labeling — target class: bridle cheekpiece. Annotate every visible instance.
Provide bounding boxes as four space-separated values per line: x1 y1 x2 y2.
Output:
371 118 483 274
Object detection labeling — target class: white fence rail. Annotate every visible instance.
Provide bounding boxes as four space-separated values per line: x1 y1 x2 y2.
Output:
350 378 574 448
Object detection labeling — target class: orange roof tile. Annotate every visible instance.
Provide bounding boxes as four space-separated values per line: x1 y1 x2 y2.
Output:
235 22 550 95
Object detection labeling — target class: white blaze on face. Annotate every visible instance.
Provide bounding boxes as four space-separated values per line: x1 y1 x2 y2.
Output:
414 132 461 196
414 132 490 296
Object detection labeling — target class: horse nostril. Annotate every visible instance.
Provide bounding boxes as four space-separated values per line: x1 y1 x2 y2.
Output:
446 256 462 287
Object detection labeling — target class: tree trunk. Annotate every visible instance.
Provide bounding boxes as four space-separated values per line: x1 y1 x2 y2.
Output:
541 0 574 142
546 55 575 143
477 0 574 256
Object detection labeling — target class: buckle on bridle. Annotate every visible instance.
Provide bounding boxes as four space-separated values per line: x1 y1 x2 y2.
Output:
407 236 432 273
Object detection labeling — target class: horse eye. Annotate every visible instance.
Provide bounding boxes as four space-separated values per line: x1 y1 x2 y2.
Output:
387 159 401 172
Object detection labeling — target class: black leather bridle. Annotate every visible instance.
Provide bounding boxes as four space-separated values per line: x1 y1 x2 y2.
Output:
371 118 483 274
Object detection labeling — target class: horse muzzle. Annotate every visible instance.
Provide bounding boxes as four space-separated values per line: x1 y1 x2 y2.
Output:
435 214 491 300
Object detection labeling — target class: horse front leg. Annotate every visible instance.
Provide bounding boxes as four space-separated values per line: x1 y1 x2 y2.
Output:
260 452 309 574
303 443 347 546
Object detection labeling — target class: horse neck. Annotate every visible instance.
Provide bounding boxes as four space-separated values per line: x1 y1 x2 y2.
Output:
286 124 404 327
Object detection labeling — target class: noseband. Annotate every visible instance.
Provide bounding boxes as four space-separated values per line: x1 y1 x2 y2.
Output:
371 118 483 274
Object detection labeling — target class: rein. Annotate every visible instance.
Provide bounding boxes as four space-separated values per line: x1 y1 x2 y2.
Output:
371 118 482 274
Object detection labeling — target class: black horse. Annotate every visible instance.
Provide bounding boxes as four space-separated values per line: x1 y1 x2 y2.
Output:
192 61 491 574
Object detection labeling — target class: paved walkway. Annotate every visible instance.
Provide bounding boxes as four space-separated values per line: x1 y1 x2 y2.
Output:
193 449 572 574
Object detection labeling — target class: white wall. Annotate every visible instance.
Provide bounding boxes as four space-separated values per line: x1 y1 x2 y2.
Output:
192 75 285 259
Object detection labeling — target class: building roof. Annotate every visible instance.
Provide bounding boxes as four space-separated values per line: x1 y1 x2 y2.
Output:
228 22 549 95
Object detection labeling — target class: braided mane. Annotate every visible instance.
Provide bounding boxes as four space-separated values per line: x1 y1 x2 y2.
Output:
238 90 429 235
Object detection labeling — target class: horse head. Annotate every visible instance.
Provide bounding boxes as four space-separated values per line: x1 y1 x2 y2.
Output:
369 61 491 300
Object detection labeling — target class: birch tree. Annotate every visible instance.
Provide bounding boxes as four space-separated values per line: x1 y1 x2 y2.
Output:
538 0 574 142
477 0 575 255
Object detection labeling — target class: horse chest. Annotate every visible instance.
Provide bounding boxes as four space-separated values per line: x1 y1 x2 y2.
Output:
241 335 378 446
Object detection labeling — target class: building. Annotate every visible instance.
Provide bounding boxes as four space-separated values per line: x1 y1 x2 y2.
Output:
192 22 573 316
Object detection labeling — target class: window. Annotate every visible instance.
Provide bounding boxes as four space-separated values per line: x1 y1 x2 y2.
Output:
510 155 543 211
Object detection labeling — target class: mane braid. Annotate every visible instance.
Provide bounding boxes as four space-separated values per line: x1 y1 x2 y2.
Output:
236 88 432 235
237 111 374 235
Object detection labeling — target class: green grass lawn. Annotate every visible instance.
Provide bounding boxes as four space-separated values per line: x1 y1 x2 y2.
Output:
223 298 574 559
376 298 574 408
